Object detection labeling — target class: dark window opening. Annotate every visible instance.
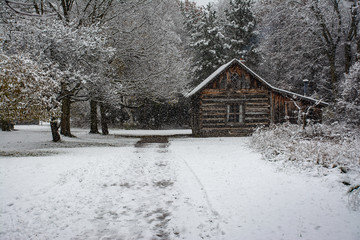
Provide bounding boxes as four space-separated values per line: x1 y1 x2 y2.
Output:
226 103 244 123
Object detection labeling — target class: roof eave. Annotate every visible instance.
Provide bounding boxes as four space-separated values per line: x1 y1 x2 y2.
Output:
186 59 329 107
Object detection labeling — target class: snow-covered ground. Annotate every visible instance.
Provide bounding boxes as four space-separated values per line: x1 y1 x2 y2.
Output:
0 125 359 240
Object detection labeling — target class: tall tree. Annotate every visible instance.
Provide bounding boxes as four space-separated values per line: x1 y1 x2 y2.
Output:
224 0 259 66
254 0 355 101
344 0 360 73
2 1 115 137
101 0 190 124
189 4 226 86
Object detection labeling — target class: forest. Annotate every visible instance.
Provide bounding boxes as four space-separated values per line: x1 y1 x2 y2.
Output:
1 0 359 141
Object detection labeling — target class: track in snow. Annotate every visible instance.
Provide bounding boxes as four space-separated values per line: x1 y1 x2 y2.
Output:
1 128 359 240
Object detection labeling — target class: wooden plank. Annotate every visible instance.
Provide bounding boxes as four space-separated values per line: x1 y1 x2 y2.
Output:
246 102 270 107
245 117 269 122
201 105 226 111
245 114 269 118
247 121 270 127
202 89 268 95
201 103 225 108
202 119 226 124
201 98 269 103
201 110 226 115
245 111 269 115
200 114 226 119
246 108 270 113
201 94 269 100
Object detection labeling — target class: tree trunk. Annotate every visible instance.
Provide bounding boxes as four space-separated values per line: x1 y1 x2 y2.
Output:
60 95 73 137
89 100 99 134
357 36 360 60
50 117 61 142
100 103 109 135
1 119 10 131
328 51 338 101
124 107 135 126
345 0 359 71
345 42 352 74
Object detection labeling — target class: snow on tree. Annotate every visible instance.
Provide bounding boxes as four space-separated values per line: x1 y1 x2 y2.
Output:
337 61 360 125
0 53 60 131
254 0 356 101
2 0 191 134
1 2 115 137
223 0 259 66
253 0 322 93
185 3 227 86
100 0 191 126
108 0 189 98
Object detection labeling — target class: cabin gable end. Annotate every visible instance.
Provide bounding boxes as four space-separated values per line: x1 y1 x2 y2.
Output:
187 59 327 137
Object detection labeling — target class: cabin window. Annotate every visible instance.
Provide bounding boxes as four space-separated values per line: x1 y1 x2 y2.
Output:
226 103 244 123
230 72 250 89
230 73 240 89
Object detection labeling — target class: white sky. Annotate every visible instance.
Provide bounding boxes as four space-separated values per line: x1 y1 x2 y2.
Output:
193 0 215 6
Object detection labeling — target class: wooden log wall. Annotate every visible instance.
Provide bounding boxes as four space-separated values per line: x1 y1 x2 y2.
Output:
190 63 325 137
271 92 324 125
198 91 270 136
193 66 271 136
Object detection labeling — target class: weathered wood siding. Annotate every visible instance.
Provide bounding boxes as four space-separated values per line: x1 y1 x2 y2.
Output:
193 65 271 136
190 60 326 137
271 92 324 124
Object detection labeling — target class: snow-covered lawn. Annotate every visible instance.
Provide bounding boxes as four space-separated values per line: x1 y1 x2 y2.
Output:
0 126 359 240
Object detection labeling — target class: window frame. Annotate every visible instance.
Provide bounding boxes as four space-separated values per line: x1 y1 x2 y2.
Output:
226 102 245 125
230 73 241 89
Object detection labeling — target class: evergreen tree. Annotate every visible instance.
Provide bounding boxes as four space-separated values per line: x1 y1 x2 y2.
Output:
224 0 259 66
183 3 226 86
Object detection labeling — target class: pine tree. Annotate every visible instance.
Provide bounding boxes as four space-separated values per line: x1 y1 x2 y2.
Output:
224 0 258 66
184 3 226 86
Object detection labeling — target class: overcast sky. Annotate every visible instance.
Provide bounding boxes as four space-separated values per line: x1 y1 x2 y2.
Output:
193 0 215 6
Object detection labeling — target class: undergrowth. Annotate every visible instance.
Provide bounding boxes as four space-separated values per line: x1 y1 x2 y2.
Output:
251 122 360 210
251 122 360 169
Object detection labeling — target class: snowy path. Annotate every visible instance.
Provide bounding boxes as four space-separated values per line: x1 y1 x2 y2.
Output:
170 138 360 240
0 127 359 239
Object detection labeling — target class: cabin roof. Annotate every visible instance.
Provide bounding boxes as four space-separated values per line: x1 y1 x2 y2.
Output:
185 59 328 106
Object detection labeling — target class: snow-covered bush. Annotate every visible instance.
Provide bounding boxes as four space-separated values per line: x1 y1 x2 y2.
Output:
251 123 360 209
251 123 360 170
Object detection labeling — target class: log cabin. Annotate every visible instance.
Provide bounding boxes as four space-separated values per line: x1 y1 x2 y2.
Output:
186 59 328 137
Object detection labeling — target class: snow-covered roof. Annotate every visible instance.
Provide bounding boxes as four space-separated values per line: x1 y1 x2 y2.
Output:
185 59 328 106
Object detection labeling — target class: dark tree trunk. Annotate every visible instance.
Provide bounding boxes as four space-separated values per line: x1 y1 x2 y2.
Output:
50 118 61 142
357 36 360 61
328 50 338 101
345 1 359 72
1 120 10 131
89 100 99 134
100 103 109 135
345 42 352 74
60 0 71 22
60 95 73 137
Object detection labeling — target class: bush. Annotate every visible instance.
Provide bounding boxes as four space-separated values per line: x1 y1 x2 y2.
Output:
251 122 360 170
251 122 360 209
